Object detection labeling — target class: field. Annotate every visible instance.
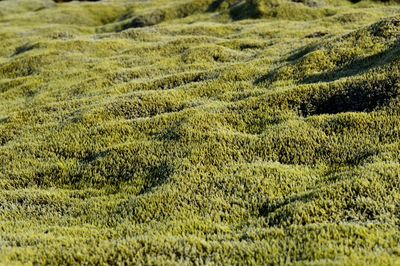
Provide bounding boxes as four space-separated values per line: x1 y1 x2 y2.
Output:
1 0 400 264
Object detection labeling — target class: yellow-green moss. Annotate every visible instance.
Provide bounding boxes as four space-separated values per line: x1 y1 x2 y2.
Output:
1 0 400 265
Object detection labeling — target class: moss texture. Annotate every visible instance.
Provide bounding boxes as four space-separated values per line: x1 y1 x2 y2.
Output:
1 0 400 265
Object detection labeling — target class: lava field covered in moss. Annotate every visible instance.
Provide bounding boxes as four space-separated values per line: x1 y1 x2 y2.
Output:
1 0 400 264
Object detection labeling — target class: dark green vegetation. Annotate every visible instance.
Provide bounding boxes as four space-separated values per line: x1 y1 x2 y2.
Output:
1 0 400 264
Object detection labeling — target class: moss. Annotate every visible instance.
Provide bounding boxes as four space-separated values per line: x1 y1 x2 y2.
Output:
1 0 400 264
270 15 400 83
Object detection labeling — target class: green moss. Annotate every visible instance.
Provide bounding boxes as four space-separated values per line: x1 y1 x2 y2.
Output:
1 0 400 264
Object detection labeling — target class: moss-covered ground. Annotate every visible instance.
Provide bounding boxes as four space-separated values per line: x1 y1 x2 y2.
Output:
1 0 400 264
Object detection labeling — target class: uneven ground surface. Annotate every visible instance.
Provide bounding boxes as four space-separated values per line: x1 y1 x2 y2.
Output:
1 0 400 264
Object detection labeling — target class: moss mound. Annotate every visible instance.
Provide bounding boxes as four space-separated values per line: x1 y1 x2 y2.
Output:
270 15 400 84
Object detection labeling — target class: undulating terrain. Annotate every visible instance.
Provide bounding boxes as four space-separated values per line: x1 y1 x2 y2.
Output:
1 0 400 264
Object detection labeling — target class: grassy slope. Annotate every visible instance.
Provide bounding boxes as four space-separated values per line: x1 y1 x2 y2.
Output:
1 0 400 264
